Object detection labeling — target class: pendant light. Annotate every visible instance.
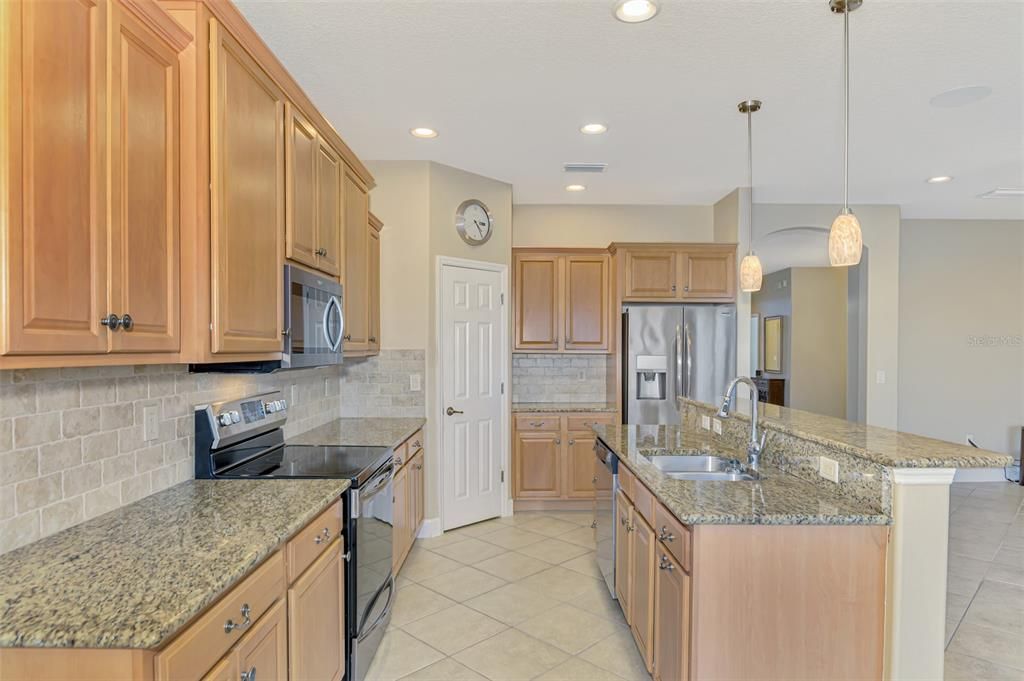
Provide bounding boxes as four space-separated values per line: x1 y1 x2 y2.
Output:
738 99 763 293
828 0 863 267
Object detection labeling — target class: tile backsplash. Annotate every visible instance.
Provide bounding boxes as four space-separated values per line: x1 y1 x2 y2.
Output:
0 350 426 556
511 353 615 403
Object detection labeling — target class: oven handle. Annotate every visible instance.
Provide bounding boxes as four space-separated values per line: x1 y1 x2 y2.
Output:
358 576 395 642
360 462 394 502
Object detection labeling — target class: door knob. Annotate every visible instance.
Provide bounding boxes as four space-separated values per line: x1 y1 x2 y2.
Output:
446 407 464 416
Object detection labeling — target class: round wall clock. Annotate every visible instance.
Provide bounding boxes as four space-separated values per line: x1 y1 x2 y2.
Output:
455 199 494 246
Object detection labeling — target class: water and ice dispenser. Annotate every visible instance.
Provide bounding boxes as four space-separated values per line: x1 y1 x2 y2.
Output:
635 355 667 400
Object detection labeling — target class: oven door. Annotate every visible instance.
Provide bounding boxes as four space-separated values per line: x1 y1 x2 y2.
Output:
283 265 344 369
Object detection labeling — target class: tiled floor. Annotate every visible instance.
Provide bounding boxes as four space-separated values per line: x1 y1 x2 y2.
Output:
945 481 1024 680
367 510 651 681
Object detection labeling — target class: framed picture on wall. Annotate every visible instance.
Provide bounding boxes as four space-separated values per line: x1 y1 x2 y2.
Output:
764 316 783 373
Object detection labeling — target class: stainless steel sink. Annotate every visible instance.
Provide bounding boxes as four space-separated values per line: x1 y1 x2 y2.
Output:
645 455 758 481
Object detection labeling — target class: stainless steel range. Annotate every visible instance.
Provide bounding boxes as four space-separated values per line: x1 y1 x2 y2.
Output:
194 390 393 681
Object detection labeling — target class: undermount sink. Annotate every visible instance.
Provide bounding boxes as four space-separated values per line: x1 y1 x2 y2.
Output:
645 455 759 482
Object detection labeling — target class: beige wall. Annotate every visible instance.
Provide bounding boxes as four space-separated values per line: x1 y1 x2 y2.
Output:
751 269 793 402
790 267 848 419
898 219 1024 458
512 204 713 248
715 188 751 377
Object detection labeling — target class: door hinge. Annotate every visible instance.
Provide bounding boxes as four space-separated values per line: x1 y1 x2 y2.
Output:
501 470 505 483
500 381 505 395
500 293 505 305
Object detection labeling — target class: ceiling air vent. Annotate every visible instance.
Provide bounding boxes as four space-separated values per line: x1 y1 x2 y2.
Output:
563 162 608 174
979 187 1024 199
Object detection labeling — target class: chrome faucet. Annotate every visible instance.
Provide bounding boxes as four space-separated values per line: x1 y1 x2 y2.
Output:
717 377 767 471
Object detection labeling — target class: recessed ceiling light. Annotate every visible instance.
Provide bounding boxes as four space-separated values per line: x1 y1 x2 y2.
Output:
580 123 607 135
929 86 992 108
926 176 953 184
613 0 658 23
565 184 587 192
409 127 438 139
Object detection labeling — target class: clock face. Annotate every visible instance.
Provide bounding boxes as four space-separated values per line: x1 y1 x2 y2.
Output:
456 200 493 245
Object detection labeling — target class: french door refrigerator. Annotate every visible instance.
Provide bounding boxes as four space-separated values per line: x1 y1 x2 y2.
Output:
622 304 737 425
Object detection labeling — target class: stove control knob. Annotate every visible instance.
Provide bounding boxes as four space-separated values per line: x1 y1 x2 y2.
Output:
280 399 288 410
264 401 277 414
217 413 233 427
230 411 241 424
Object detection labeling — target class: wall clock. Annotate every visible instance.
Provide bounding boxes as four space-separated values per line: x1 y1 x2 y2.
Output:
455 199 494 246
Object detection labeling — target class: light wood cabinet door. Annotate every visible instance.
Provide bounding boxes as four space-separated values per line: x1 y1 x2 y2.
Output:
2 0 108 355
236 598 288 681
209 21 284 354
564 255 610 352
392 463 409 572
411 451 425 536
201 654 238 681
514 432 561 498
653 548 690 681
630 511 656 671
681 250 735 299
315 141 343 277
108 2 180 353
565 433 597 499
343 170 369 353
615 489 633 621
285 103 318 270
367 223 381 351
514 254 559 351
624 250 678 299
288 541 345 681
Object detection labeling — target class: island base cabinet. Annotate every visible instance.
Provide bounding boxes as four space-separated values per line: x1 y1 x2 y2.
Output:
630 512 656 672
653 549 690 681
287 539 345 681
235 598 287 681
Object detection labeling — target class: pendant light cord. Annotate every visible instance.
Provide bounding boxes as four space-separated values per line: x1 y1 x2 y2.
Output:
747 109 755 255
843 6 850 212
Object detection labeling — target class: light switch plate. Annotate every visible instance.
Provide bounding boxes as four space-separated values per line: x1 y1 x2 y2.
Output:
712 418 723 435
410 374 422 392
143 405 159 442
701 414 711 430
818 456 840 483
875 370 886 384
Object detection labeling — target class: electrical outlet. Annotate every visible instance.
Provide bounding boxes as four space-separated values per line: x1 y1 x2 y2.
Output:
700 414 711 430
818 456 840 483
143 405 159 442
712 418 723 435
965 433 975 446
410 374 422 392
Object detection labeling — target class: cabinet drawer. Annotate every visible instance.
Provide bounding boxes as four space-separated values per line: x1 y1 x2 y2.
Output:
155 552 286 681
407 430 424 456
654 504 692 572
618 464 636 501
631 476 656 527
393 439 409 469
286 500 342 582
515 415 560 432
566 414 615 431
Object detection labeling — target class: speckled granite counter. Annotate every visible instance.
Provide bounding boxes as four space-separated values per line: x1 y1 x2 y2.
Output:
681 397 1012 469
512 402 617 413
0 479 349 649
593 424 890 526
289 417 425 448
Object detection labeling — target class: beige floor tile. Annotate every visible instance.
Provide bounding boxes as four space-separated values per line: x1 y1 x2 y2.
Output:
573 581 628 624
557 526 597 549
578 628 651 681
516 603 620 654
541 511 596 527
986 562 1024 587
464 582 560 625
960 580 1024 635
400 549 463 582
454 628 570 681
950 484 976 498
399 658 488 681
946 592 972 623
449 518 507 537
517 516 580 538
474 551 551 581
366 630 446 681
947 554 992 581
401 604 508 656
1002 533 1024 551
949 537 1003 562
478 526 548 550
415 532 471 551
946 615 961 647
418 565 507 602
993 546 1024 569
533 657 629 681
945 651 1024 681
947 571 985 599
431 537 508 565
561 553 605 580
518 566 605 602
517 538 592 564
947 621 1024 671
389 583 458 627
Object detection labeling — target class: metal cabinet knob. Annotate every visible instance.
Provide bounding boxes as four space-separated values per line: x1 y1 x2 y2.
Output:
314 527 331 545
100 314 122 330
412 440 421 448
120 313 133 331
658 526 675 543
555 438 561 445
568 439 576 445
369 336 377 343
343 334 352 341
241 666 256 681
659 554 675 571
224 603 252 634
671 284 677 292
446 407 464 416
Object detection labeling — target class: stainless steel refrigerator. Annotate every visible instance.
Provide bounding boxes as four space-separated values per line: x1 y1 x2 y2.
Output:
623 304 736 425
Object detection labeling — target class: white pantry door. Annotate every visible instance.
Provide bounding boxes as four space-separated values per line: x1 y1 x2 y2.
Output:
441 264 503 530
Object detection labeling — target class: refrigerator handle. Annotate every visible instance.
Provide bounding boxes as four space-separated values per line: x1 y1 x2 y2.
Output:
675 324 683 399
621 309 630 425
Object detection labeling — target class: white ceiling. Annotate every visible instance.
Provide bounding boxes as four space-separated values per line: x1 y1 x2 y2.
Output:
235 0 1024 219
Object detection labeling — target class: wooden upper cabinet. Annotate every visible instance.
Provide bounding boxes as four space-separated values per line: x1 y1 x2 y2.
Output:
681 249 735 299
343 170 370 354
316 141 343 277
367 214 381 351
615 243 737 302
285 103 318 270
209 20 284 354
624 250 677 298
564 255 610 352
2 0 108 356
288 541 345 681
514 254 559 351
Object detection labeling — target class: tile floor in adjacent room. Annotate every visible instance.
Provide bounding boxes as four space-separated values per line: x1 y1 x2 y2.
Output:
945 481 1024 680
367 510 652 681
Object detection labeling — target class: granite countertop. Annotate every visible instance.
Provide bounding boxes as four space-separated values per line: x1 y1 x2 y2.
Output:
594 424 890 526
0 479 349 649
289 417 426 448
512 402 618 414
681 397 1013 469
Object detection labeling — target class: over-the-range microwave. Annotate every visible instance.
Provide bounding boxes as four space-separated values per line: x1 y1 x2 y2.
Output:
191 264 344 374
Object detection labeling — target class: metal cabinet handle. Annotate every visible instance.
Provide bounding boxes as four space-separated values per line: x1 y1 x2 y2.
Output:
592 476 598 484
446 407 464 416
627 523 635 533
100 314 122 330
529 421 544 427
343 334 352 341
659 554 675 571
414 463 423 470
314 527 331 545
395 457 404 466
241 666 256 681
658 526 675 543
120 313 133 331
412 440 421 448
224 603 252 633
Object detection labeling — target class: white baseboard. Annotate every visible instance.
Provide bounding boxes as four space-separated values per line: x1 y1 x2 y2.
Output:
502 496 515 518
417 517 443 538
953 467 1017 483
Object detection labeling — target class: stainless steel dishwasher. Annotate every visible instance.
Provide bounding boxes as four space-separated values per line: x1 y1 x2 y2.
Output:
593 439 619 597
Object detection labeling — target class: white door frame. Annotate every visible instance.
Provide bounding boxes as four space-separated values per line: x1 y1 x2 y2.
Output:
434 256 511 532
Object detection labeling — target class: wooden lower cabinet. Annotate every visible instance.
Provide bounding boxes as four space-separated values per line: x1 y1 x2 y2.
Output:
630 511 656 671
514 432 562 499
288 539 345 681
566 432 598 498
236 598 288 681
513 412 615 502
201 653 238 681
614 488 632 618
393 429 426 574
653 548 690 681
392 463 410 572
